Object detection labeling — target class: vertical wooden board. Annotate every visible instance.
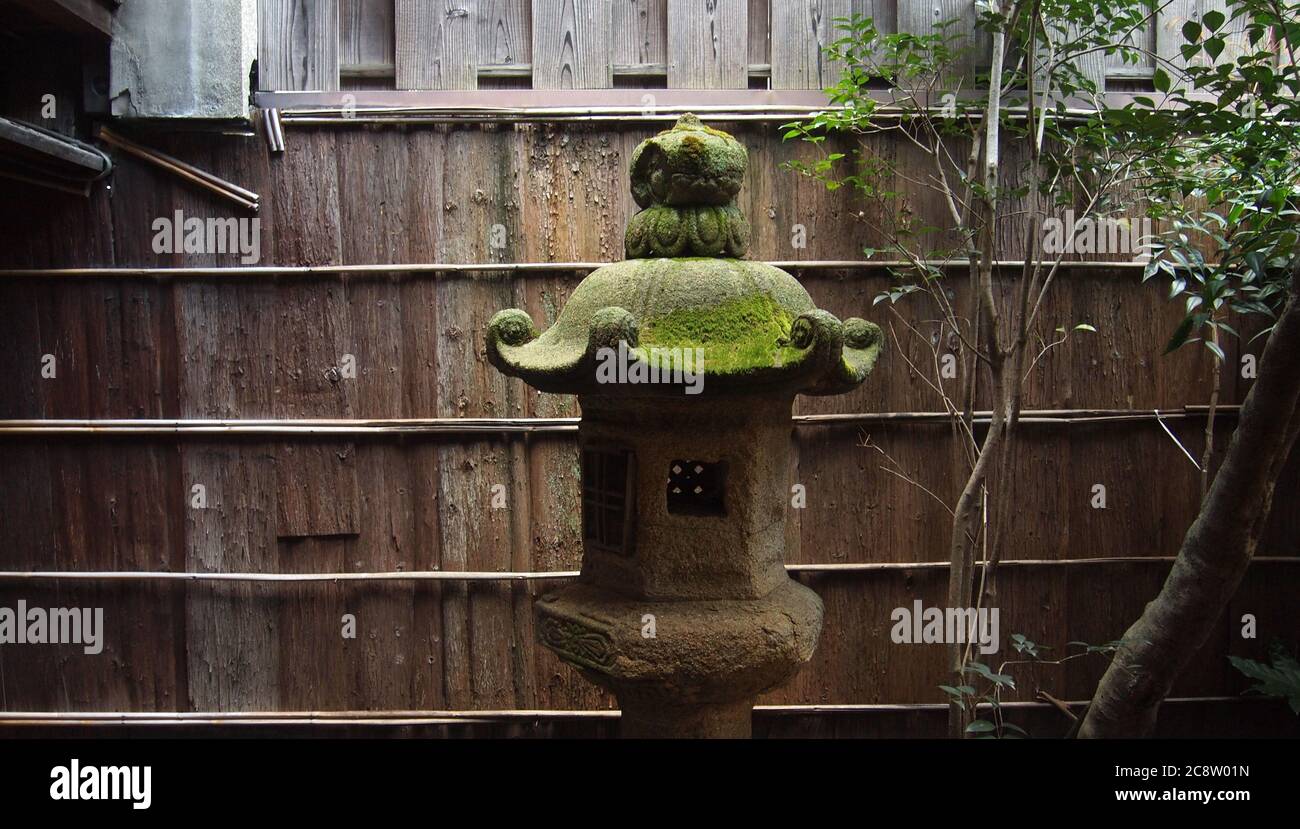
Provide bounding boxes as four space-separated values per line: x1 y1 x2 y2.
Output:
431 351 525 712
396 0 478 89
989 566 1072 711
406 443 449 709
0 444 57 710
269 131 345 267
259 0 341 90
389 130 444 416
341 0 396 70
271 282 356 418
394 136 447 706
852 0 894 29
1065 422 1203 561
434 437 521 708
174 282 276 418
897 0 989 88
793 269 895 415
1038 18 1108 107
667 0 747 88
334 130 413 417
479 0 532 65
1158 1 1250 73
612 0 667 67
1011 268 1075 412
770 0 849 90
742 125 892 263
512 268 596 708
518 124 628 263
1152 419 1215 554
0 284 45 418
846 0 897 69
770 569 950 704
431 127 530 709
337 445 419 709
525 442 609 709
268 135 351 417
97 281 171 419
531 0 612 88
1258 444 1300 556
739 125 868 264
1060 269 1214 410
274 537 349 708
184 442 280 711
1106 8 1156 74
989 429 1069 563
103 132 258 269
82 444 184 712
794 424 939 566
748 0 769 68
274 444 361 538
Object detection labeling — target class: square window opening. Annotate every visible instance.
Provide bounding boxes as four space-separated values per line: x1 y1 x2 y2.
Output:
667 460 726 517
582 447 635 555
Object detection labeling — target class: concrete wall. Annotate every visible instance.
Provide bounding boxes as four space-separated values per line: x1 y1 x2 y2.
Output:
110 0 256 119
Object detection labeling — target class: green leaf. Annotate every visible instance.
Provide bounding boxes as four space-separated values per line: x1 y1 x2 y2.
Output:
1202 10 1225 33
1153 68 1171 92
1204 36 1225 60
965 720 997 734
1229 650 1300 715
1073 323 1098 333
1181 20 1203 42
962 661 1016 689
1164 314 1196 354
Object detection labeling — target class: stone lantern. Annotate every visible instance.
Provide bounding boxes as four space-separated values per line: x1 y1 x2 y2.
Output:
486 114 884 738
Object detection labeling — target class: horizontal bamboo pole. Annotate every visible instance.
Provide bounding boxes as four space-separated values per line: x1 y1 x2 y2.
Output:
0 259 1152 279
0 408 1243 438
282 113 835 125
345 62 775 81
0 696 1263 727
0 417 582 436
0 557 1290 584
256 92 1169 122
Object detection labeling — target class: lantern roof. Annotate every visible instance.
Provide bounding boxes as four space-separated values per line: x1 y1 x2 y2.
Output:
486 114 882 397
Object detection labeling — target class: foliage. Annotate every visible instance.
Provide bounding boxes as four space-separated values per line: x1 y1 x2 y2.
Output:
940 634 1123 738
1090 0 1300 355
783 0 1164 738
782 1 1161 273
1229 645 1300 714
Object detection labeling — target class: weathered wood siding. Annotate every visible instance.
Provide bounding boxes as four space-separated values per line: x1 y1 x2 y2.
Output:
260 0 1246 91
0 120 1295 734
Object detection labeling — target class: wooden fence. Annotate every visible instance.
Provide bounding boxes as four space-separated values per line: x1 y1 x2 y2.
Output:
257 0 1269 93
0 0 1296 737
258 0 1164 92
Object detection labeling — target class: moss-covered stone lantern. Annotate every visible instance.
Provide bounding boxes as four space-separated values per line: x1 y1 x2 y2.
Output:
486 114 884 738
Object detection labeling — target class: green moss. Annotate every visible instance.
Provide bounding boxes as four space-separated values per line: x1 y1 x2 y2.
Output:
640 292 797 374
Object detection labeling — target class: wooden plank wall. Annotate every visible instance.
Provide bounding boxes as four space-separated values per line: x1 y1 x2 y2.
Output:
531 0 612 89
259 0 341 91
0 118 1296 732
395 0 477 89
273 0 1211 92
667 0 747 89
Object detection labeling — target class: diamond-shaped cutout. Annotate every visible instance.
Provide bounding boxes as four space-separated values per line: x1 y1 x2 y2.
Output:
666 459 725 517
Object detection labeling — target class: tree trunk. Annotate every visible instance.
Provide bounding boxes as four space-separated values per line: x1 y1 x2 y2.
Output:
1080 277 1300 738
